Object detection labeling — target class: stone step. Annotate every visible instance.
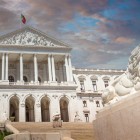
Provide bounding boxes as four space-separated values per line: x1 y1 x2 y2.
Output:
11 122 95 140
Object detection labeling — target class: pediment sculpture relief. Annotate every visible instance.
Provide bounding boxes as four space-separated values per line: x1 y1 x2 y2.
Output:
0 30 62 47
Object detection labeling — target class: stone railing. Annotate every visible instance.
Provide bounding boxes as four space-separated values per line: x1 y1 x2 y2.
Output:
7 81 75 86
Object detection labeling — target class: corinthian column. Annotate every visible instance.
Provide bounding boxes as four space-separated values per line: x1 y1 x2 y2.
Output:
5 53 8 80
20 54 23 81
1 53 5 80
51 55 56 82
34 54 38 82
68 55 73 82
48 54 52 82
65 55 69 82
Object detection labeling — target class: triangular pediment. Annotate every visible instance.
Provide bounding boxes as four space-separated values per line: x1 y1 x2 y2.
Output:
0 26 69 47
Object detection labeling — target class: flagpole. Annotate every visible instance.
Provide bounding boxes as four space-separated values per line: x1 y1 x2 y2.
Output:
20 14 21 30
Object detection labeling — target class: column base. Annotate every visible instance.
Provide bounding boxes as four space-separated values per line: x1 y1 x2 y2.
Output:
50 81 57 85
0 80 9 85
64 81 75 85
33 81 39 85
16 80 24 85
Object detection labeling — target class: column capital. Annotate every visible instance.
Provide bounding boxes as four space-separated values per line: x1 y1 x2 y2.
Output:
51 54 55 57
34 54 37 57
48 54 52 57
65 54 69 57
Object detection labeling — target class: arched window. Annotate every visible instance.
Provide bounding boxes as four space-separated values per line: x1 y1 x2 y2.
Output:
23 76 28 82
8 76 14 82
60 97 69 122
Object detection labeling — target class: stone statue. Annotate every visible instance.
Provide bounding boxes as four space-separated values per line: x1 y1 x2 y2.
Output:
2 111 8 121
74 112 81 122
102 44 140 105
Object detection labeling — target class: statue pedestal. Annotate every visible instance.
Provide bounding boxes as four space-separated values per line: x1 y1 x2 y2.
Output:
0 121 5 131
93 92 140 140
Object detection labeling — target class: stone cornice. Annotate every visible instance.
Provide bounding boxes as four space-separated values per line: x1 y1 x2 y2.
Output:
0 45 72 54
73 68 125 75
77 92 102 97
0 85 77 90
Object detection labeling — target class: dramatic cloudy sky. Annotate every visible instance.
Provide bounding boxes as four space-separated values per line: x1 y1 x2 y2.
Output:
0 0 140 69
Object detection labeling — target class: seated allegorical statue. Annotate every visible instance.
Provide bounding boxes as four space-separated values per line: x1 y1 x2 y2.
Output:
52 112 62 128
74 112 82 122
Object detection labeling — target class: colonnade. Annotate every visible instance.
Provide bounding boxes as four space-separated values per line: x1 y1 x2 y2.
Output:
1 53 73 83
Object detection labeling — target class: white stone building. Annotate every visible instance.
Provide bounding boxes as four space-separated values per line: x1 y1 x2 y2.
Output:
0 26 124 122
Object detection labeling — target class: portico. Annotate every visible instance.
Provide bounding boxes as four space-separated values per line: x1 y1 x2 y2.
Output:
0 53 73 85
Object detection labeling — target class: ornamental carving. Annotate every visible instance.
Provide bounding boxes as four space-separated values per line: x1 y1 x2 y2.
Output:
0 30 62 47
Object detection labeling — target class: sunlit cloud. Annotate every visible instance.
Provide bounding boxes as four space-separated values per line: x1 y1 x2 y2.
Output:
114 37 135 44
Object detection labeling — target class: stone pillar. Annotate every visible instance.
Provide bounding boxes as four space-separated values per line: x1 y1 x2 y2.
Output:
51 55 56 82
48 54 52 82
20 54 23 81
65 55 69 82
34 54 38 82
68 55 73 82
5 53 8 80
35 103 41 122
51 96 60 122
19 103 25 122
1 53 5 80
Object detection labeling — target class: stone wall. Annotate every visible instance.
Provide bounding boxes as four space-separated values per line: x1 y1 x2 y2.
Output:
93 92 140 140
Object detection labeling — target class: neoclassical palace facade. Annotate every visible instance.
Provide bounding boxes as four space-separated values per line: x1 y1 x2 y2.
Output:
0 26 124 122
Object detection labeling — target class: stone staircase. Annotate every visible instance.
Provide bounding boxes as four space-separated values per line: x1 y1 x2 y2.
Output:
11 122 95 140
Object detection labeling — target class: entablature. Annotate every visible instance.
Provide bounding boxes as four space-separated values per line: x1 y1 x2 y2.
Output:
0 45 71 55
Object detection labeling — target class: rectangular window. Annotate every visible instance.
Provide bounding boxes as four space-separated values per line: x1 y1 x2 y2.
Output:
83 101 87 107
104 80 109 87
85 114 89 122
96 101 100 107
92 80 97 91
80 80 85 91
9 64 15 69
